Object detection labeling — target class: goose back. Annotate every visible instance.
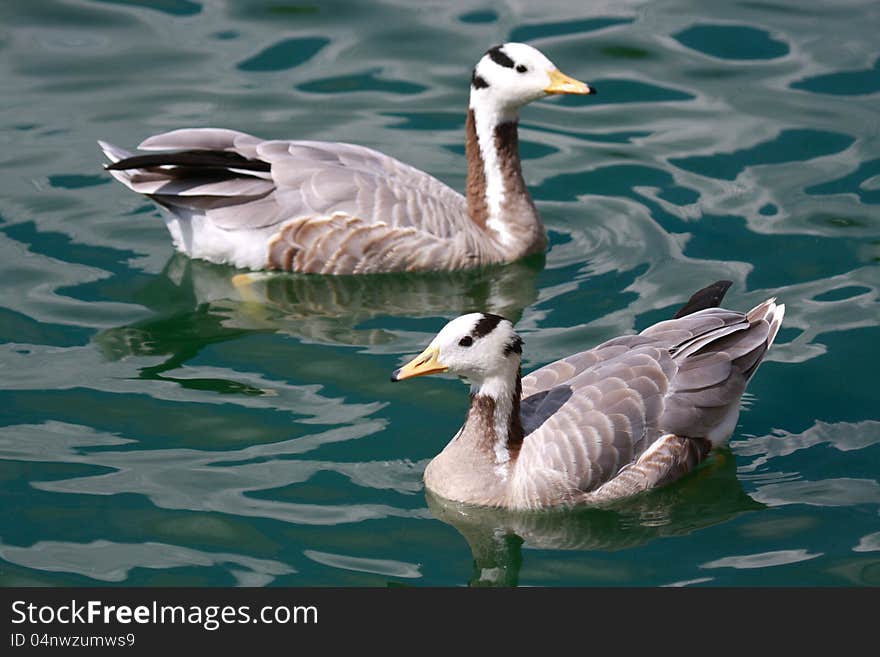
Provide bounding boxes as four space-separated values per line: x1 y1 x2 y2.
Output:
511 300 783 507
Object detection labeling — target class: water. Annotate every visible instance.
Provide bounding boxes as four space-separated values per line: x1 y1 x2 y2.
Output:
1 0 878 587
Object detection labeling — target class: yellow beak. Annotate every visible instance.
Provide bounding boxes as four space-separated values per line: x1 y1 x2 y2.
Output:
391 346 448 382
545 69 595 96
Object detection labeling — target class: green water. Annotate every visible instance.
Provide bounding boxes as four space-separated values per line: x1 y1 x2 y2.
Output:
1 0 878 587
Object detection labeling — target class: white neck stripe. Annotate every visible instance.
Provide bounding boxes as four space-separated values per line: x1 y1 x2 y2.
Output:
471 376 517 470
469 96 518 247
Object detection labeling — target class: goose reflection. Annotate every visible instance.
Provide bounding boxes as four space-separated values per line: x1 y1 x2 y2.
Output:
96 253 541 363
426 450 761 587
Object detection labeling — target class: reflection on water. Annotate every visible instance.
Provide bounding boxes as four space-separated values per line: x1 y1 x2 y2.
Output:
0 419 426 525
699 549 821 571
735 419 880 473
673 23 789 61
734 420 880 508
0 538 294 586
427 451 761 586
95 254 542 361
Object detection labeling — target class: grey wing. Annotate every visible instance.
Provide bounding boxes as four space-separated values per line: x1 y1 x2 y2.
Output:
512 298 784 507
101 128 472 236
654 299 785 443
262 139 470 236
264 211 489 274
578 433 710 504
513 343 675 506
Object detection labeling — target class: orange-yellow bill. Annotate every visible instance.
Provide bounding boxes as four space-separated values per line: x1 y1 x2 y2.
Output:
545 69 596 95
391 346 447 382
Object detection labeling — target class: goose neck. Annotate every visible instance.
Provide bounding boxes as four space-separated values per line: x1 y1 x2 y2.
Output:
463 368 524 470
465 104 545 256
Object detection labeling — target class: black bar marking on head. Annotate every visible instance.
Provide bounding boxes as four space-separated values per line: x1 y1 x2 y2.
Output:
471 70 489 89
472 313 505 338
487 45 515 69
504 335 523 356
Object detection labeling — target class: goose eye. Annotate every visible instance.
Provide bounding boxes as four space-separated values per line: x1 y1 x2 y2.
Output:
516 64 528 73
458 336 474 347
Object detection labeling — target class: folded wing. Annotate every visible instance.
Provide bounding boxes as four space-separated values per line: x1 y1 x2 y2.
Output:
99 128 488 272
512 299 784 506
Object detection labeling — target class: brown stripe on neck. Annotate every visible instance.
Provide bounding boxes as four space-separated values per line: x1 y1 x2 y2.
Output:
494 122 523 188
465 109 543 255
495 122 546 256
494 122 534 216
463 393 496 451
465 109 489 230
462 370 525 462
507 370 524 459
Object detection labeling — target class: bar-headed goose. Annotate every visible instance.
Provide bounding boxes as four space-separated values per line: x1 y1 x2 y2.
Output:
99 43 594 274
391 283 785 509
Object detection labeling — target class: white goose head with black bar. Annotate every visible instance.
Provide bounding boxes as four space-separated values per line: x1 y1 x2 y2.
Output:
464 43 595 255
392 313 525 491
469 43 595 117
391 313 522 389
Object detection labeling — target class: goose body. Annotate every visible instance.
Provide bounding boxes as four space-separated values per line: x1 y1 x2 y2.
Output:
99 43 594 274
391 283 785 509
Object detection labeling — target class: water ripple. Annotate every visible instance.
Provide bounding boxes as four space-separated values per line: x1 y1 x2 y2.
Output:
792 57 880 95
751 479 880 507
0 538 292 585
303 549 421 579
0 420 426 525
673 24 789 61
700 549 821 570
237 37 329 72
735 420 880 473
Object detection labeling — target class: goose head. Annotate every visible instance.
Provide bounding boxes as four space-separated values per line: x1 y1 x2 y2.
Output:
391 313 523 388
470 43 595 116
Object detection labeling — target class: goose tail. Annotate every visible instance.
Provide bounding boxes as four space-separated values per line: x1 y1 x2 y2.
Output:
97 140 140 191
746 297 786 376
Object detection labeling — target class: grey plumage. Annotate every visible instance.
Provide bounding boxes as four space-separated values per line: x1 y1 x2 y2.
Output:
401 292 785 509
99 129 506 273
511 299 785 507
99 43 597 273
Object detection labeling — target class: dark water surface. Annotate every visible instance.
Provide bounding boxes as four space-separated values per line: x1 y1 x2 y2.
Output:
1 0 878 586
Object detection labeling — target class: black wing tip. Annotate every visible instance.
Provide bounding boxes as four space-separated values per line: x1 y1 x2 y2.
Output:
102 150 271 173
673 280 734 319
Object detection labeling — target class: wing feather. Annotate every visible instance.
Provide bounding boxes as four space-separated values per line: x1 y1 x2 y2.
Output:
138 128 256 152
103 129 478 245
510 298 784 507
